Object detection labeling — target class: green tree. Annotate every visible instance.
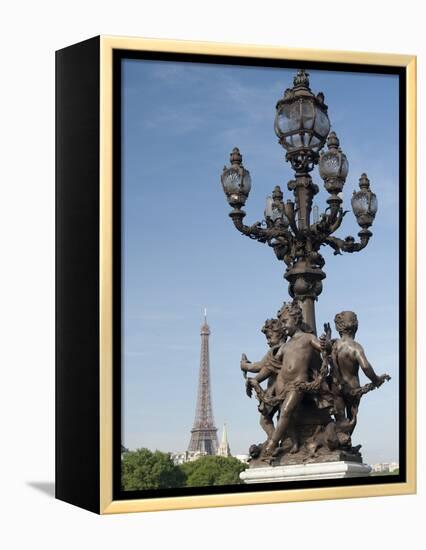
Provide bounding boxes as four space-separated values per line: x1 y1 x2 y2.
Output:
121 448 185 491
180 456 248 487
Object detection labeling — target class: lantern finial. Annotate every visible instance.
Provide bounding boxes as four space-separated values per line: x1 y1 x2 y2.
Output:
293 69 310 88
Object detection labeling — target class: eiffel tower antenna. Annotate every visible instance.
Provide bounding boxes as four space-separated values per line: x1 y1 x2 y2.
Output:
187 312 218 455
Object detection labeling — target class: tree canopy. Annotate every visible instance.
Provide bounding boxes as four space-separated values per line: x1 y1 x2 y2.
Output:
121 450 248 490
121 448 185 491
180 455 248 487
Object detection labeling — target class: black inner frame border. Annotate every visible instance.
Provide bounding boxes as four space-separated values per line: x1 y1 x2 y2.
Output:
112 49 407 502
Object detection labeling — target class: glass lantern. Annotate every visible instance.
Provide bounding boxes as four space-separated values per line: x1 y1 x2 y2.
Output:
274 70 330 156
319 131 349 194
264 196 289 226
351 173 378 228
221 148 252 208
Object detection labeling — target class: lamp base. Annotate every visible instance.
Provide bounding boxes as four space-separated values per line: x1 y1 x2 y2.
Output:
240 461 371 484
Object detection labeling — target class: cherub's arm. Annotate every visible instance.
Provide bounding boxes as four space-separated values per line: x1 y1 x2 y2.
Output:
253 366 273 384
244 362 274 398
240 352 268 374
310 322 333 352
310 336 322 352
355 345 383 386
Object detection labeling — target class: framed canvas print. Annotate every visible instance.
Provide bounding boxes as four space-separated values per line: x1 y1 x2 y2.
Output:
55 36 416 514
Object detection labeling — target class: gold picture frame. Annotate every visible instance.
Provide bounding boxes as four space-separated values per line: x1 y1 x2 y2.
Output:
56 35 416 514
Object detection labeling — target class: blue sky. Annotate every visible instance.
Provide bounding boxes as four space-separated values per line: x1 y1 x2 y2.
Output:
121 58 400 465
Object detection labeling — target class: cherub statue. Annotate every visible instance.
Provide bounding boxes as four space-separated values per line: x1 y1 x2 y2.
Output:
260 300 326 457
240 318 286 442
325 311 391 434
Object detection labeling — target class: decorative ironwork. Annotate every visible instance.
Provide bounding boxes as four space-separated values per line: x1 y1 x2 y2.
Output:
222 70 389 467
221 69 377 334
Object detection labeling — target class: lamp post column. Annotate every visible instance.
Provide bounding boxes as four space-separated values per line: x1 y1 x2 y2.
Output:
284 172 324 334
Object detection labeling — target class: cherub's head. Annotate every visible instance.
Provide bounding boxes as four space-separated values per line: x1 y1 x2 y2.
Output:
334 311 358 337
277 301 303 336
261 318 284 347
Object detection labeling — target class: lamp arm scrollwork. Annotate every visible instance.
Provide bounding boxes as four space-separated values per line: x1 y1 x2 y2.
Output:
309 208 348 237
328 209 349 234
229 210 294 246
324 229 372 255
229 211 270 242
287 211 299 237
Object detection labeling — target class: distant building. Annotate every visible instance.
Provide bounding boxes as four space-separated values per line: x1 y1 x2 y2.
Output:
170 450 208 465
172 422 234 464
371 463 390 472
217 423 231 457
371 462 399 473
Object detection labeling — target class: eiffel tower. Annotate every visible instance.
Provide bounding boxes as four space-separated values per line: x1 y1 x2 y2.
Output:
187 310 218 455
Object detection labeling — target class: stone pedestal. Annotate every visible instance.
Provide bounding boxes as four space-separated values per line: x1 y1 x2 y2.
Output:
240 461 371 484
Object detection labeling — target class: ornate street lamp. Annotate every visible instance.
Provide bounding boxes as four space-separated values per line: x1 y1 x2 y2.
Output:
220 69 377 334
